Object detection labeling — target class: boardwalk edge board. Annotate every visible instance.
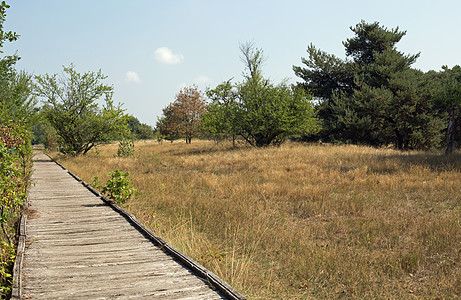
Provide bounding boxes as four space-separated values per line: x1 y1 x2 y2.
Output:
11 213 26 299
45 154 247 300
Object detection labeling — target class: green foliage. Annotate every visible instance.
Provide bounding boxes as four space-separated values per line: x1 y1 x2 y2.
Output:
34 64 128 155
203 42 320 147
0 2 38 128
0 241 14 297
294 21 445 150
432 65 461 153
125 115 154 140
0 1 18 51
236 79 320 147
154 131 164 144
0 3 37 128
0 3 34 297
343 20 417 66
117 139 134 157
0 123 31 298
93 170 138 205
293 44 353 101
0 70 38 126
0 122 30 230
202 80 238 142
31 116 58 150
156 86 207 144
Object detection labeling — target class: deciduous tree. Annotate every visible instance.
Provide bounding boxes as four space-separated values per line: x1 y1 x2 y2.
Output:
34 64 127 155
0 2 37 127
202 80 239 144
156 86 206 144
203 42 320 147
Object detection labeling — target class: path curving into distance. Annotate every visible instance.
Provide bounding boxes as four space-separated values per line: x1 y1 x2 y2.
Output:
16 153 244 299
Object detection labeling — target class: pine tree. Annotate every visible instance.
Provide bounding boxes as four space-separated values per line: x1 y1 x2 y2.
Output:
294 21 445 149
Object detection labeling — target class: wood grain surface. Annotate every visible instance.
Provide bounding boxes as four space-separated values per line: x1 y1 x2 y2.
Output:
20 153 228 299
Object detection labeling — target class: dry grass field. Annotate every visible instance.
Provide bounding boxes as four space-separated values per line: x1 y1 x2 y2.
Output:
53 140 461 299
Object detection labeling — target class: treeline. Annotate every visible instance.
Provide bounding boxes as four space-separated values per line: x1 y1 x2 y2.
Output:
158 22 461 153
157 42 320 147
24 20 461 155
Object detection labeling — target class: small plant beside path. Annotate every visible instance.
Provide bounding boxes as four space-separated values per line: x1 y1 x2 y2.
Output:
93 170 138 205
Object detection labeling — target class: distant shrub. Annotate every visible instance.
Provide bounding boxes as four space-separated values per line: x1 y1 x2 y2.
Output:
117 139 134 157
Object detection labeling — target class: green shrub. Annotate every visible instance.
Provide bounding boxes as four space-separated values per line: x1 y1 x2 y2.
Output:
93 170 138 205
117 139 134 157
0 123 31 298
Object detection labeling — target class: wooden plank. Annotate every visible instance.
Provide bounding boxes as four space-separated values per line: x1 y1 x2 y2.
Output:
17 153 246 299
11 215 26 299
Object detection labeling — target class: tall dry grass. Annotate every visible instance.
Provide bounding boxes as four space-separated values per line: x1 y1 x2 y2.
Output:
54 140 461 299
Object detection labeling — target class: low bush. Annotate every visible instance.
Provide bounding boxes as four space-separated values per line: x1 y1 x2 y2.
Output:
93 169 138 205
0 123 31 298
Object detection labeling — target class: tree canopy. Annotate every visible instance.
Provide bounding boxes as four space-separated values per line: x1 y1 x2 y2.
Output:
0 2 36 296
35 64 127 155
433 65 461 154
126 115 154 140
156 86 207 144
203 42 319 147
294 21 447 150
0 1 37 127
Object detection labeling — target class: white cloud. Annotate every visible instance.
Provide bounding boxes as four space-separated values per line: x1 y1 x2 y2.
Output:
194 75 211 85
125 71 141 83
154 47 184 64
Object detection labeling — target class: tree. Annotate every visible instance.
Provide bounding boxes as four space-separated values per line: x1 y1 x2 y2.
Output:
156 86 206 144
202 80 239 144
0 70 38 126
126 115 154 140
156 105 180 142
0 1 38 127
293 44 353 101
434 65 461 154
34 64 127 155
294 21 444 150
203 42 319 147
0 1 17 51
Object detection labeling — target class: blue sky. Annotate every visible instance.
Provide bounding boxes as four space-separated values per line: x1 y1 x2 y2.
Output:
3 0 461 126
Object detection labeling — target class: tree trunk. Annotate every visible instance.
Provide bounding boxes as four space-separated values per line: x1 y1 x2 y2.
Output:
394 129 403 150
445 105 457 155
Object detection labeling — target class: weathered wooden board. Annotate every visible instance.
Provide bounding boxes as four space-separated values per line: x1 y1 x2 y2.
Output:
19 153 234 299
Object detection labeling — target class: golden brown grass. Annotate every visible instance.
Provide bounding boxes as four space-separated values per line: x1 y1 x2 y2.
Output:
53 140 461 299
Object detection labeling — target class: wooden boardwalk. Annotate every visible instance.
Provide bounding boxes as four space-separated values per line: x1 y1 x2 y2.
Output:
16 153 242 299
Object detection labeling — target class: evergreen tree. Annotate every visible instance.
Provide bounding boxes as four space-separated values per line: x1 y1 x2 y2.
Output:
294 21 444 150
433 65 461 154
